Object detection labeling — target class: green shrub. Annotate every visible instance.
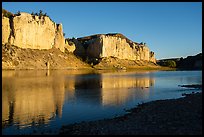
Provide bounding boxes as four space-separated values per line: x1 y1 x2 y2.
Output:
164 60 177 68
2 9 13 18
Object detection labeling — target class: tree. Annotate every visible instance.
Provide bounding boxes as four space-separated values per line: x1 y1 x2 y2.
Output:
39 10 43 16
16 11 21 16
164 60 177 68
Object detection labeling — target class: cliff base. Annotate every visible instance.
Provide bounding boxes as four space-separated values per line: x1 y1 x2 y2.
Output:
93 56 169 70
2 43 91 70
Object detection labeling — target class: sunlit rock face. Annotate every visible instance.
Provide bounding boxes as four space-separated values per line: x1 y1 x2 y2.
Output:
149 51 156 63
101 35 150 61
2 12 65 52
2 16 10 44
65 39 76 53
54 24 65 52
77 34 156 63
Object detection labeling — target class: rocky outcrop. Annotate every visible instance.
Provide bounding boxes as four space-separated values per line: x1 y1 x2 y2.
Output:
2 11 65 52
54 24 65 52
65 39 76 53
2 9 156 65
76 34 156 63
149 51 156 63
2 16 10 44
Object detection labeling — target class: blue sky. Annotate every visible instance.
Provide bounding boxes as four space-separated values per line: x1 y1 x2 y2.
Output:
2 2 202 59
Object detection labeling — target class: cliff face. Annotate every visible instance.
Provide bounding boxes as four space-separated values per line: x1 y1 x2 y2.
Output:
76 34 156 63
149 51 156 63
2 16 10 44
54 24 65 52
2 12 65 52
2 9 157 67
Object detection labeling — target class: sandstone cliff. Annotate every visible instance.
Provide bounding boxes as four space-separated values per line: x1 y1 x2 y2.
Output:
2 9 158 70
74 33 156 63
2 11 65 52
2 16 10 44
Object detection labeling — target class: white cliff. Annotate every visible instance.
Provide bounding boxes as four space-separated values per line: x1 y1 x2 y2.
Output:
77 34 156 63
2 12 65 52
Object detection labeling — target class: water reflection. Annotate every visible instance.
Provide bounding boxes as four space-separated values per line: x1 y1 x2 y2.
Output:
2 72 65 129
2 70 155 130
101 75 155 106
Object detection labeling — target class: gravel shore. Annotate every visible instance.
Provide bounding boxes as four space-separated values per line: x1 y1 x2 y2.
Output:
59 92 202 135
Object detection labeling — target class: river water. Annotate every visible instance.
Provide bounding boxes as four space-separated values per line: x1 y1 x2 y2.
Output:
2 70 202 135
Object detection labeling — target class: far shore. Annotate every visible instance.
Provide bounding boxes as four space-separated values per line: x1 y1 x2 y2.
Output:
2 65 176 71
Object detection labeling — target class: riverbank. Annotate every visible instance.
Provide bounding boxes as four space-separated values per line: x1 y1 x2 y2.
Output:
2 43 174 71
2 43 91 70
60 91 202 135
93 56 175 71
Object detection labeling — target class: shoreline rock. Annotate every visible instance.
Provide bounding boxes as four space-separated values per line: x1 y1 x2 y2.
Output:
59 92 202 135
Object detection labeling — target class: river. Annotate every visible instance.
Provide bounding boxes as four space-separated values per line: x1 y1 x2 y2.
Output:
2 70 202 135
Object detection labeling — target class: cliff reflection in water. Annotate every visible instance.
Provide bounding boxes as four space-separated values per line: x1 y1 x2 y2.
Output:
2 70 67 129
101 74 155 106
2 70 155 129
